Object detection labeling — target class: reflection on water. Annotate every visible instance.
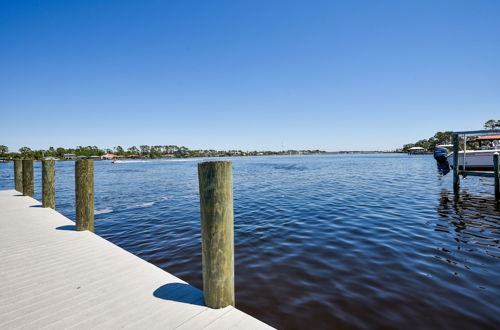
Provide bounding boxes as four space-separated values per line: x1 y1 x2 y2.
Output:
0 155 499 329
436 189 500 258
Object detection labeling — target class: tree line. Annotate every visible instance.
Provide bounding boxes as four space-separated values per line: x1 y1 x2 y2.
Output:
0 144 325 160
402 131 453 152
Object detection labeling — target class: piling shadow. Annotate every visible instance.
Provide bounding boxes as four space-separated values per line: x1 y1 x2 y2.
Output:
153 283 205 306
13 194 23 197
56 225 76 231
30 205 43 208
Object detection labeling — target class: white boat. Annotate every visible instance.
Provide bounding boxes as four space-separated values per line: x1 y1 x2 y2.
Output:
447 149 500 171
439 135 500 171
112 160 152 164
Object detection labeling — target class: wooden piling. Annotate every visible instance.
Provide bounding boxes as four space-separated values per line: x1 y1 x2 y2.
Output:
14 159 23 193
42 160 56 208
494 153 499 201
452 134 459 193
198 161 235 308
22 160 34 197
75 159 94 232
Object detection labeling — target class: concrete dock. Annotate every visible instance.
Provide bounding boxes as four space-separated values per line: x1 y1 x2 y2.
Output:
0 189 273 329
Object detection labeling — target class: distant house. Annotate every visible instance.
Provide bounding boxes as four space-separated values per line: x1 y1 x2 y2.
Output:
101 153 118 160
408 147 427 155
63 154 76 160
76 156 87 160
44 157 59 161
89 156 100 160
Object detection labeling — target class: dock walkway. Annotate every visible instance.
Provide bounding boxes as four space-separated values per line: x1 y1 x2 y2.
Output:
0 190 273 329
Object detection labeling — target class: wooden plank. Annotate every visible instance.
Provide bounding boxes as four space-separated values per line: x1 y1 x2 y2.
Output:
0 190 274 330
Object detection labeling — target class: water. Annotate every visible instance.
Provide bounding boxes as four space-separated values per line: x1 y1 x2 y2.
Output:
1 154 499 329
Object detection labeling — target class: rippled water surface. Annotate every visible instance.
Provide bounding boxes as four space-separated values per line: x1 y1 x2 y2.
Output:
1 155 499 329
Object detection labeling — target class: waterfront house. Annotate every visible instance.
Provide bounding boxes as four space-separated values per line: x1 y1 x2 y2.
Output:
63 154 76 160
101 153 118 160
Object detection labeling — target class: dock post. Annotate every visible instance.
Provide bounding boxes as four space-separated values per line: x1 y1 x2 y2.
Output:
22 159 34 197
14 159 23 193
494 153 499 201
75 159 94 232
198 161 235 308
452 134 459 193
42 160 56 208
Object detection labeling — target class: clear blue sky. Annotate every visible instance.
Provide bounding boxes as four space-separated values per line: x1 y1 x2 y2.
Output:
1 0 499 151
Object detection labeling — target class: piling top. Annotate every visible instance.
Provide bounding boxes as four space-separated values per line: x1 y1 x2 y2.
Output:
0 189 273 329
198 160 232 166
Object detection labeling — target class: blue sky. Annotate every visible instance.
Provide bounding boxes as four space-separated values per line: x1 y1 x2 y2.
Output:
1 0 499 151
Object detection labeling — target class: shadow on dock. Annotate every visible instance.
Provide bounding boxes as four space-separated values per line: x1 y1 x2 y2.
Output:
153 283 205 306
56 225 76 231
30 205 43 208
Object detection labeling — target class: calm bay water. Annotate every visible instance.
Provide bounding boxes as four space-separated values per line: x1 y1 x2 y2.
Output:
1 154 499 329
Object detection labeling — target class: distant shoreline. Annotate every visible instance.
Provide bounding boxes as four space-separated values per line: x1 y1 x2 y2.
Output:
0 151 407 162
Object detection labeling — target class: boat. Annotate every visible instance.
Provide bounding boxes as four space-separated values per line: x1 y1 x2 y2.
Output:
111 160 152 164
434 135 500 174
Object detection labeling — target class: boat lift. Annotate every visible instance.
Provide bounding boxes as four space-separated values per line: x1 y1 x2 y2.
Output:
451 129 500 200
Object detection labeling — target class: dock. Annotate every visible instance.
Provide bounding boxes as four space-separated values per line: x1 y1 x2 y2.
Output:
0 189 273 329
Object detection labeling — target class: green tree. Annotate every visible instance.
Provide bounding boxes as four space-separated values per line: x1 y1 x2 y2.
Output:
139 145 150 156
47 147 56 156
19 147 32 156
56 147 66 157
128 146 139 155
150 145 163 158
484 119 498 130
114 146 124 155
0 145 8 156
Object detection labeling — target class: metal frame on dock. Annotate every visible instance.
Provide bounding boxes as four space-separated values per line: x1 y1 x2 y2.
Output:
451 129 500 200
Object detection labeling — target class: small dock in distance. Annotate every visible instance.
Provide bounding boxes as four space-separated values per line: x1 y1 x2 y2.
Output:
0 190 273 329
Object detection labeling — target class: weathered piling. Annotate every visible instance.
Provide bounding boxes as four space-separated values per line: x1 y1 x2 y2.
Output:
42 160 56 208
22 160 34 197
75 159 94 232
494 153 499 201
14 159 23 193
198 161 235 308
452 134 459 193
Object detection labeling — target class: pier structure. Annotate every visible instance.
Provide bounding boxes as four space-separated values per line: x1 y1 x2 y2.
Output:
0 159 273 329
451 129 500 200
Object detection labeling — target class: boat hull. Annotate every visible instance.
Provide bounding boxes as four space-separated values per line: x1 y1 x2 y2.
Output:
446 150 498 171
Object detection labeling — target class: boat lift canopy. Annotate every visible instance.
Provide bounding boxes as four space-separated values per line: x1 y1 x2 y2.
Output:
452 129 500 136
